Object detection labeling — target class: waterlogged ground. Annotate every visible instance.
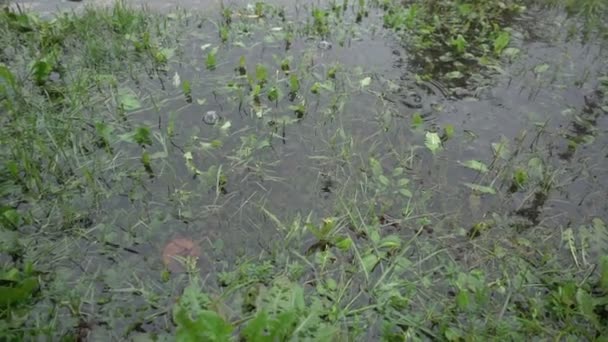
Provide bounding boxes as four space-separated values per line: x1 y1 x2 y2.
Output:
1 0 608 340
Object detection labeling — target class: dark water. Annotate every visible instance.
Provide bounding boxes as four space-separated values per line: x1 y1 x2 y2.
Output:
19 0 606 262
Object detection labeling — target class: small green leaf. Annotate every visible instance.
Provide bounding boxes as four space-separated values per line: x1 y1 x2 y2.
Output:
411 112 423 128
456 290 470 311
445 71 464 79
534 63 549 75
443 124 455 140
378 235 401 249
206 47 218 70
458 160 489 173
134 126 152 146
268 86 280 102
425 132 442 154
360 76 371 88
463 183 496 195
370 158 383 177
378 175 390 186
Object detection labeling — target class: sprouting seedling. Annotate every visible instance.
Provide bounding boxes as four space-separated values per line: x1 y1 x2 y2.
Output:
219 25 229 43
252 84 262 106
289 74 300 94
289 102 306 118
237 56 247 75
141 151 153 178
206 47 217 70
327 65 339 79
255 64 268 86
134 126 153 147
222 7 232 25
280 58 290 73
284 30 294 50
254 2 265 17
182 80 192 103
267 86 280 103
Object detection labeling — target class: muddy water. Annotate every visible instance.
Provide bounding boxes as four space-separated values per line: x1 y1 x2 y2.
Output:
15 0 608 289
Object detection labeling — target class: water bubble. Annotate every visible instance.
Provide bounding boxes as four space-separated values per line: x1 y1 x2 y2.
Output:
203 110 220 125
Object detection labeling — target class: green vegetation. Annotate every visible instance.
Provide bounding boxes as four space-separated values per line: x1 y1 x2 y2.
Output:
1 0 607 340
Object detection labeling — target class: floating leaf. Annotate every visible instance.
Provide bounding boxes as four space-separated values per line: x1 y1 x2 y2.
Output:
445 70 464 79
206 47 218 70
425 132 442 154
463 182 496 194
360 76 371 88
534 63 549 74
162 238 201 273
491 138 511 160
458 160 489 173
118 88 141 111
411 112 423 128
527 157 544 181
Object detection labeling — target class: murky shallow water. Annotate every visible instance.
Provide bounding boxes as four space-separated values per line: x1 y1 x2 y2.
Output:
7 0 607 337
17 0 606 267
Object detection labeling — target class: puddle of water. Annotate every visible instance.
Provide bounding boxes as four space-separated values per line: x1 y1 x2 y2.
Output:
3 0 607 338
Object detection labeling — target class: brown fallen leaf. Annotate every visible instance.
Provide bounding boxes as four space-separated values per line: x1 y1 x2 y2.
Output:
162 237 201 273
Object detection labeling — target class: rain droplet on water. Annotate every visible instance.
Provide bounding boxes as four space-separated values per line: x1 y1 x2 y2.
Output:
203 110 220 125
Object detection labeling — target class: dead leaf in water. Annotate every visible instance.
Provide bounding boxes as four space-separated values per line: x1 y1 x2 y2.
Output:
162 238 201 273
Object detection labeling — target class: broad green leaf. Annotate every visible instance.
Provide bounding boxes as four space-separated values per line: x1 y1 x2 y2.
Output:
463 183 496 195
493 31 510 55
425 132 442 154
0 277 38 306
458 160 489 173
335 236 353 251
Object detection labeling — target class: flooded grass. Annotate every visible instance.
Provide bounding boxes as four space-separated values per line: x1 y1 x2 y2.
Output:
1 0 608 340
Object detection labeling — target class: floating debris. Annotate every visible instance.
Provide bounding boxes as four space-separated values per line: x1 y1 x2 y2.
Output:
317 40 332 50
203 110 220 125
